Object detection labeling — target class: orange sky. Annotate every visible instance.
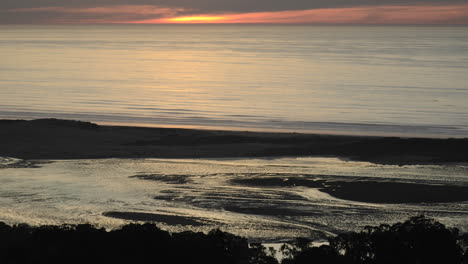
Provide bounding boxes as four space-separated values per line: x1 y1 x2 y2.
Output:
6 3 468 24
132 4 468 24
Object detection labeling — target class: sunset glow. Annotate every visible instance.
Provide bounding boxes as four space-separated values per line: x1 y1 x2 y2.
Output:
4 2 468 24
164 16 226 23
129 4 468 25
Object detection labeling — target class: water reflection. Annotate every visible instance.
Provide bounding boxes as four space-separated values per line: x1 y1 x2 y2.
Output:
0 156 467 242
1 26 468 137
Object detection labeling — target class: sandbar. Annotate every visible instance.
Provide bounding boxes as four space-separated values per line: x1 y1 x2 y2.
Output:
1 119 467 165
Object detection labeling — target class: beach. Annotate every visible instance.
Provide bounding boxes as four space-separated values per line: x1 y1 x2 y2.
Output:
1 119 467 165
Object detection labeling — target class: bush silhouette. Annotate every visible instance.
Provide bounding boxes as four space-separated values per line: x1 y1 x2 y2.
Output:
281 215 465 264
0 216 466 264
0 223 276 264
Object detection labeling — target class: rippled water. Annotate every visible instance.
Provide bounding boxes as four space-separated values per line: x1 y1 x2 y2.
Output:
1 25 468 137
1 157 467 242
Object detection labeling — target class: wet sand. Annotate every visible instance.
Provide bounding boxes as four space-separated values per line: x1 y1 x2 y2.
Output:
2 118 468 224
1 118 467 165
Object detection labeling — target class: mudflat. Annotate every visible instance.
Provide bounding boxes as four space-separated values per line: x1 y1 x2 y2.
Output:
232 177 468 204
102 212 205 226
1 118 467 165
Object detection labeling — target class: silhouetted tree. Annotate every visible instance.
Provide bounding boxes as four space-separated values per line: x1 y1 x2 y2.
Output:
280 216 464 264
249 243 278 264
0 216 466 264
330 215 462 264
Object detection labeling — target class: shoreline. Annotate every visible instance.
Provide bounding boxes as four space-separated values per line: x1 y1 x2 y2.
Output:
1 118 467 165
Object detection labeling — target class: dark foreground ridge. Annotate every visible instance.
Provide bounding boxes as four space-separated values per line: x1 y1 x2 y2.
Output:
0 216 467 264
1 119 468 164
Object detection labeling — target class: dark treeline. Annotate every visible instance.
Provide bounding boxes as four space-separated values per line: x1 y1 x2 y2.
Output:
0 216 467 264
281 216 468 264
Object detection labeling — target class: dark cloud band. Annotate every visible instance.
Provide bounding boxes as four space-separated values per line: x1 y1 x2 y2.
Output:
1 0 468 24
2 0 467 12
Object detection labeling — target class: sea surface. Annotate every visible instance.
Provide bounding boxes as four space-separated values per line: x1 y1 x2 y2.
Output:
1 157 467 242
1 25 468 137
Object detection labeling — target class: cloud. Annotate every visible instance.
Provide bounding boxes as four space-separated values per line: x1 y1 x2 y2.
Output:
2 0 468 12
1 0 468 24
2 5 186 24
134 4 468 24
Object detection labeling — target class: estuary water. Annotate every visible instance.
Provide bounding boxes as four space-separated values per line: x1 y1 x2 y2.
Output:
1 157 467 242
1 25 468 138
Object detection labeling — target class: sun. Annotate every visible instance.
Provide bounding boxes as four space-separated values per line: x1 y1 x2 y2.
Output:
163 16 227 23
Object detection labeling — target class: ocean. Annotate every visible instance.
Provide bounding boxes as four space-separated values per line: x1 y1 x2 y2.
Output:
1 25 468 137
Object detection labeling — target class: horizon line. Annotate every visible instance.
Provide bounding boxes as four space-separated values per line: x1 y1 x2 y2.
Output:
2 23 468 26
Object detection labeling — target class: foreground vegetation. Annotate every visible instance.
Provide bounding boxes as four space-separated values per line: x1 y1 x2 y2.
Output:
0 216 467 264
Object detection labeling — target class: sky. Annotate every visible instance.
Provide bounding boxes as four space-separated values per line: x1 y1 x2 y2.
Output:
1 0 468 24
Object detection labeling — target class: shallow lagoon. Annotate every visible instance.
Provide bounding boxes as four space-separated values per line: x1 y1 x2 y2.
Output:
0 156 467 242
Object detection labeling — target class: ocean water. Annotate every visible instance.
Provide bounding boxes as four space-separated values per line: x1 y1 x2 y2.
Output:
1 25 468 137
1 157 467 242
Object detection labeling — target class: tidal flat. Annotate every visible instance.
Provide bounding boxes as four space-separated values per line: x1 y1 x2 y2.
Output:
1 119 468 242
1 156 468 242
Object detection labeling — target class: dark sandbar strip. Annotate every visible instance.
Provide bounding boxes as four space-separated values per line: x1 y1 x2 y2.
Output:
103 211 205 226
1 118 467 165
232 177 468 204
129 174 192 184
324 182 468 204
